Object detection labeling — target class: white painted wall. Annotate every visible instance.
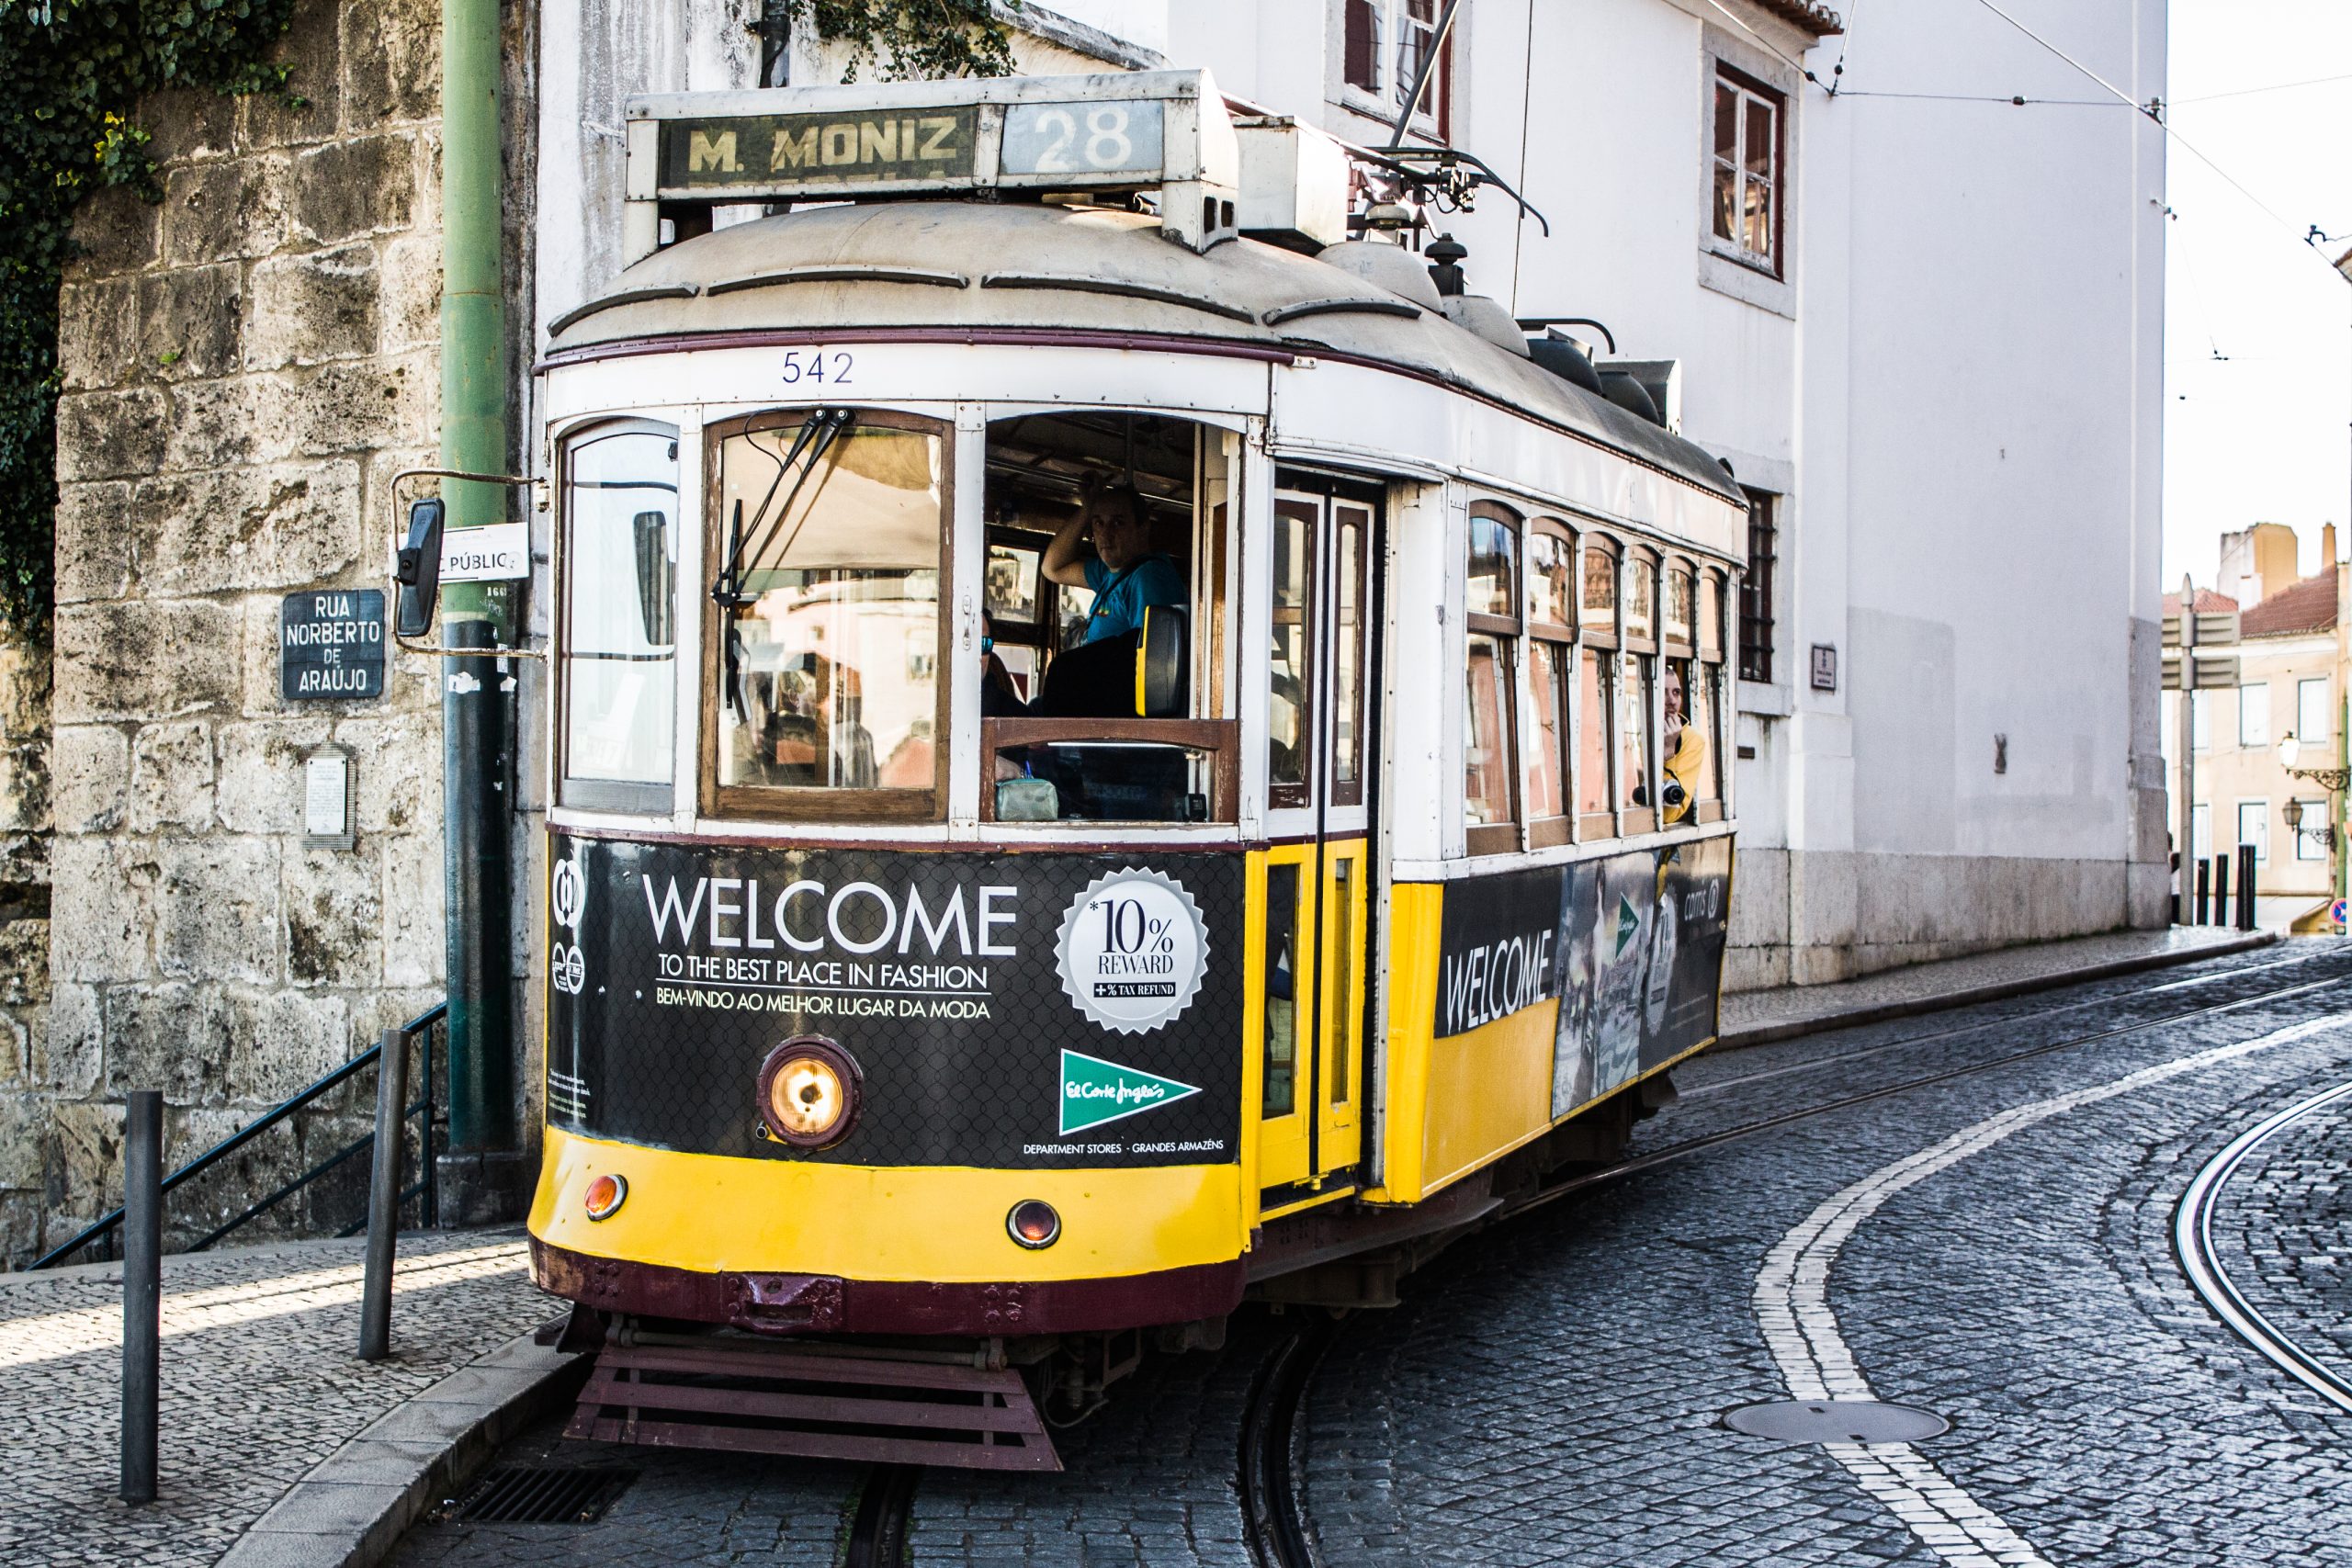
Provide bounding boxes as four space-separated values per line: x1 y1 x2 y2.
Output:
529 0 2169 985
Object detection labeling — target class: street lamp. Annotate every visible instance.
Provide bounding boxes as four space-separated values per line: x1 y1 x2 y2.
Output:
2277 730 2349 931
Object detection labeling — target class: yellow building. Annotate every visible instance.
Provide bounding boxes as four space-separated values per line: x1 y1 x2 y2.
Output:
2169 524 2347 927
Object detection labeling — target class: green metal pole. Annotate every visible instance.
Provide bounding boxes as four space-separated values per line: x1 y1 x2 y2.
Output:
439 0 516 1182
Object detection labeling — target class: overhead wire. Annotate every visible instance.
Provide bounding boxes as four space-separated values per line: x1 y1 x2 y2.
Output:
2174 71 2352 106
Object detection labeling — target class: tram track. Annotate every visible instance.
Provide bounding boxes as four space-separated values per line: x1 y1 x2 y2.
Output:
843 1462 920 1568
2175 1076 2352 1416
1238 959 2352 1568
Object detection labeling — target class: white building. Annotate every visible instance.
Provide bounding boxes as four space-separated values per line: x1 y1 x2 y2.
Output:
531 0 2170 988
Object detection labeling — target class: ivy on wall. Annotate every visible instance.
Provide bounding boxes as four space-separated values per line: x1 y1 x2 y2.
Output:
0 0 300 634
788 0 1017 82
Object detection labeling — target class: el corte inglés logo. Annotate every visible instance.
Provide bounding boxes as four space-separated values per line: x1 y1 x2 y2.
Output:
1059 1049 1200 1135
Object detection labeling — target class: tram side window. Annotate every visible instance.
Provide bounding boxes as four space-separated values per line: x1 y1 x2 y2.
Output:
560 423 679 811
1658 559 1700 828
1578 538 1620 837
707 411 947 820
1525 521 1576 847
1464 502 1521 854
1619 551 1658 831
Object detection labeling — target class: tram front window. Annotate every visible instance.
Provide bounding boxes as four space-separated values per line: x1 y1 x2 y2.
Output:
560 423 679 808
708 412 947 818
982 412 1230 824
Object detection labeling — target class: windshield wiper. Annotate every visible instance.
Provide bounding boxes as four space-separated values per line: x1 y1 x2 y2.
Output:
712 407 856 608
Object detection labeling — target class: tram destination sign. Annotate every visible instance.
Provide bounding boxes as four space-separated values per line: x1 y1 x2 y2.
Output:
278 590 385 702
624 72 1238 256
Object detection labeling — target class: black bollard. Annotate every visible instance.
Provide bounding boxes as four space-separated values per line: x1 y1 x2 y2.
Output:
2196 858 2211 925
2212 853 2230 930
360 1025 409 1362
121 1089 161 1504
2237 842 2258 931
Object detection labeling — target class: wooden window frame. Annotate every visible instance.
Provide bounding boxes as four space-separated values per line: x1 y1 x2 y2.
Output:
1739 489 1776 685
1696 566 1730 823
1712 64 1785 277
1617 547 1659 835
1577 534 1621 841
556 417 682 817
1526 518 1577 850
1330 501 1373 809
1464 499 1521 855
699 406 954 826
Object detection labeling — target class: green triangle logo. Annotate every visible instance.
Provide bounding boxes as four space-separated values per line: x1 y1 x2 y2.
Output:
1615 893 1641 956
1059 1049 1201 1135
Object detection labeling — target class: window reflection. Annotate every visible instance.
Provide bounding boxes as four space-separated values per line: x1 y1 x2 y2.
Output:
1620 654 1653 812
1262 862 1300 1118
1269 499 1315 795
1465 633 1514 826
1578 649 1612 818
712 418 944 805
1529 640 1568 819
562 426 678 794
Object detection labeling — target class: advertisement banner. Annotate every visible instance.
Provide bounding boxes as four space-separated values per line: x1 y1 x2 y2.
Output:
547 834 1243 1169
1425 838 1734 1119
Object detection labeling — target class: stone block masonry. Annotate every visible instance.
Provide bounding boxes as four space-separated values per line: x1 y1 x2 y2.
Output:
1 0 458 1267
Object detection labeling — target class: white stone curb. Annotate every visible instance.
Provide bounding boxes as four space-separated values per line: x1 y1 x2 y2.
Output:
212 1327 587 1568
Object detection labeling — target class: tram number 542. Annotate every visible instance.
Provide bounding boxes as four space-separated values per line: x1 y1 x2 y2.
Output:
780 350 852 386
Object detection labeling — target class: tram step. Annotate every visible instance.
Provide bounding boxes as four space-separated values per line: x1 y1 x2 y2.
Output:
564 1341 1062 1472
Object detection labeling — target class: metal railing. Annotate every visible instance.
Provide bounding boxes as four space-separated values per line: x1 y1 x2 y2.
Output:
29 1003 447 1270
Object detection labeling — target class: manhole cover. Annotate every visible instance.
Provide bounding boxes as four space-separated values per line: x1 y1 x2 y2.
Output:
1724 1399 1950 1444
453 1465 639 1524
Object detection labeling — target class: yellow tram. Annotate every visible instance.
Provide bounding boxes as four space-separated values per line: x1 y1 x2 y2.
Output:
505 71 1745 1468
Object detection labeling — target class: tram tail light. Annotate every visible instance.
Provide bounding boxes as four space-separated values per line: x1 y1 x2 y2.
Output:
583 1172 628 1221
1007 1200 1061 1249
758 1036 863 1149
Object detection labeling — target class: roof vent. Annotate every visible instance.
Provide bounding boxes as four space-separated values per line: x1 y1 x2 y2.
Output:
1525 330 1605 395
1439 295 1532 357
1315 241 1442 311
1424 233 1468 297
1597 358 1681 433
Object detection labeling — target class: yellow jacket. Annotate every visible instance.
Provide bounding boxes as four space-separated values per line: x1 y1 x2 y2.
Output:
1661 723 1705 825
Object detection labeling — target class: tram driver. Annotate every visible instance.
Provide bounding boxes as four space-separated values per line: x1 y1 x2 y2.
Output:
1043 481 1188 643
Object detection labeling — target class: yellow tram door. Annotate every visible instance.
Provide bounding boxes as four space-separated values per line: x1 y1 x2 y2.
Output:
1256 480 1379 1212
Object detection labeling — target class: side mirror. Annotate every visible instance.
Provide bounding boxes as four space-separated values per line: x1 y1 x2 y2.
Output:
393 498 445 638
633 510 673 646
1136 604 1189 718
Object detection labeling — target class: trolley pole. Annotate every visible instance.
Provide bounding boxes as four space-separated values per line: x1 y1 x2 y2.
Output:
437 0 521 1220
120 1089 161 1504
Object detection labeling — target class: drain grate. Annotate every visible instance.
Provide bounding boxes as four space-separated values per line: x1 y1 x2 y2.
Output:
454 1465 639 1524
1723 1399 1950 1445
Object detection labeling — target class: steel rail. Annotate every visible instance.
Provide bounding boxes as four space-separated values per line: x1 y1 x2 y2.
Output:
2174 1077 2352 1415
1238 1318 1337 1568
843 1463 920 1568
1688 946 2341 1102
1506 972 2349 1224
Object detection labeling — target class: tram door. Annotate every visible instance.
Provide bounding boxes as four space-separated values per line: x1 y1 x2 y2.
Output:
1257 479 1379 1205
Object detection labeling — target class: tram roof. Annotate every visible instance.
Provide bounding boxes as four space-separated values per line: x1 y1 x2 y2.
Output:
543 202 1744 508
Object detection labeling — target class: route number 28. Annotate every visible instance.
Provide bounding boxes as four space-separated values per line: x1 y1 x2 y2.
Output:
780 350 853 386
1029 106 1136 173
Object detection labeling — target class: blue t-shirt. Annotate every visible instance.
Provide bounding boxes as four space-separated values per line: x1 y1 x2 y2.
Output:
1082 553 1186 643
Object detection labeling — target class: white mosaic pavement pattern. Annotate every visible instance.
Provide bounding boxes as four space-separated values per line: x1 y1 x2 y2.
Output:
0 1230 554 1568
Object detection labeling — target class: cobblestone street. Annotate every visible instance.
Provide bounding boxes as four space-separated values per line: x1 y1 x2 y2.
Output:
1 1230 551 1568
390 945 2352 1566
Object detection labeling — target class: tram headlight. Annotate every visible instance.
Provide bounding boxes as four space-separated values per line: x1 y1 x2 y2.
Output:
582 1172 628 1221
1006 1200 1061 1249
757 1036 863 1149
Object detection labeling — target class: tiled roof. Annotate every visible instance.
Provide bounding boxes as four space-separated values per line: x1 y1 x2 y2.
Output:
2162 588 2239 615
1752 1 1844 35
2240 571 2338 638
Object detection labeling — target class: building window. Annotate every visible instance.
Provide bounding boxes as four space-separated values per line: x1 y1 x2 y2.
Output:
2238 800 2269 865
2191 690 2211 751
1712 68 1783 274
1340 0 1453 136
2299 677 2330 744
2295 799 2329 862
2238 682 2269 750
2191 802 2210 864
1738 489 1775 684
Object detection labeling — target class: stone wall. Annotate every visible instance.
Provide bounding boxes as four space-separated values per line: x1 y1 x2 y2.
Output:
9 0 453 1266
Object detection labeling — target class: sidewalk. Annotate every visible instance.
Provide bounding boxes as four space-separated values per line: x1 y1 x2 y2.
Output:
1718 926 2284 1049
0 1228 575 1568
